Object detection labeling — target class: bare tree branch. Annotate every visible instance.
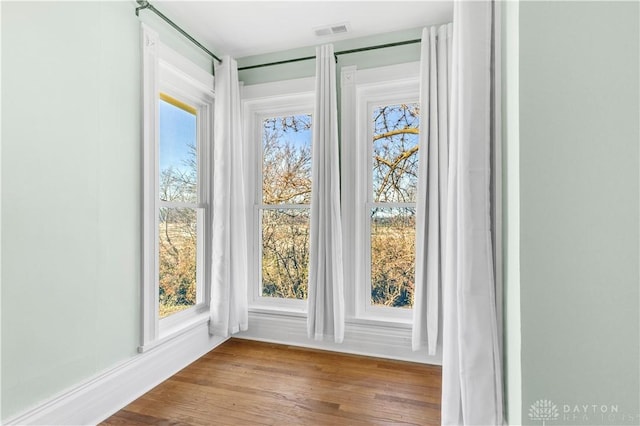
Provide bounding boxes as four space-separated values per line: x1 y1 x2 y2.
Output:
373 127 419 141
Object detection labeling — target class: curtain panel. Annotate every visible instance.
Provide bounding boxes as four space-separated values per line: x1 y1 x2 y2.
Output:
412 23 453 355
210 56 250 337
307 44 346 343
441 1 504 424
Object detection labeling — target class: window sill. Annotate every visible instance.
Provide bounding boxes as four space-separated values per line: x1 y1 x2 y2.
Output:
346 316 412 329
248 306 412 329
138 310 210 353
248 305 307 318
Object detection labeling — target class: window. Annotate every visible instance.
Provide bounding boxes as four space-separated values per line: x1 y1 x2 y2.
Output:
141 25 214 350
242 79 315 311
260 114 312 301
369 103 419 309
343 62 420 323
157 94 203 318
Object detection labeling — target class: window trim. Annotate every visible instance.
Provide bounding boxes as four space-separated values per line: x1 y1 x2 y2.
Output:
140 24 214 351
343 62 421 324
242 77 315 313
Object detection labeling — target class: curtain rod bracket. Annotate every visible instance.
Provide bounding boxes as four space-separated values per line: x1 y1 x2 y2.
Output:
135 0 150 17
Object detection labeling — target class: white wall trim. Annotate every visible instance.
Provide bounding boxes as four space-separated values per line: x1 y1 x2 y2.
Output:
340 65 357 320
353 61 420 86
237 311 441 365
159 43 214 93
3 322 227 426
242 76 314 99
141 22 160 348
503 0 522 424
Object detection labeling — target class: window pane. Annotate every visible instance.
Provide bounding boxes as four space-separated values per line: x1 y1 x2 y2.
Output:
261 209 310 299
370 207 415 308
159 96 197 203
372 103 420 203
159 207 197 318
262 115 312 204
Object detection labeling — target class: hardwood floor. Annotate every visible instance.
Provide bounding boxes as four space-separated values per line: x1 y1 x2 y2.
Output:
102 339 442 425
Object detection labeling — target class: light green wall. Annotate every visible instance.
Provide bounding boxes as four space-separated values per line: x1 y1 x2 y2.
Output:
0 3 4 420
1 2 139 418
519 1 639 424
0 1 213 419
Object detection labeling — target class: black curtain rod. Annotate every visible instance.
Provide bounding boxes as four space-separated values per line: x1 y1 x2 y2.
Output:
135 0 222 64
238 38 422 71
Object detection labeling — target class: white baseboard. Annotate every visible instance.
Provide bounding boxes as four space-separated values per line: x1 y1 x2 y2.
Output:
4 322 227 426
237 311 442 365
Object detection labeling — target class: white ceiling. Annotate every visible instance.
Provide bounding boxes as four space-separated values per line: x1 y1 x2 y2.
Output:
153 1 453 58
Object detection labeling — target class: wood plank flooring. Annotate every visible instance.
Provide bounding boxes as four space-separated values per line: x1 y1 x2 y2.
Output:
102 338 442 425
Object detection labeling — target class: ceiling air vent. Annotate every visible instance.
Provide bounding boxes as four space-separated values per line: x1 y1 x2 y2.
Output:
331 25 348 34
314 22 350 37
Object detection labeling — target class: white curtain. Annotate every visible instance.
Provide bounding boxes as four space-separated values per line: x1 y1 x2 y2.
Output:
307 44 345 343
441 1 503 425
412 24 453 355
210 56 249 337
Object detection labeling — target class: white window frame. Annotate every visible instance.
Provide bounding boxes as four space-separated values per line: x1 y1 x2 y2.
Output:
140 24 214 351
342 62 420 324
242 77 315 313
